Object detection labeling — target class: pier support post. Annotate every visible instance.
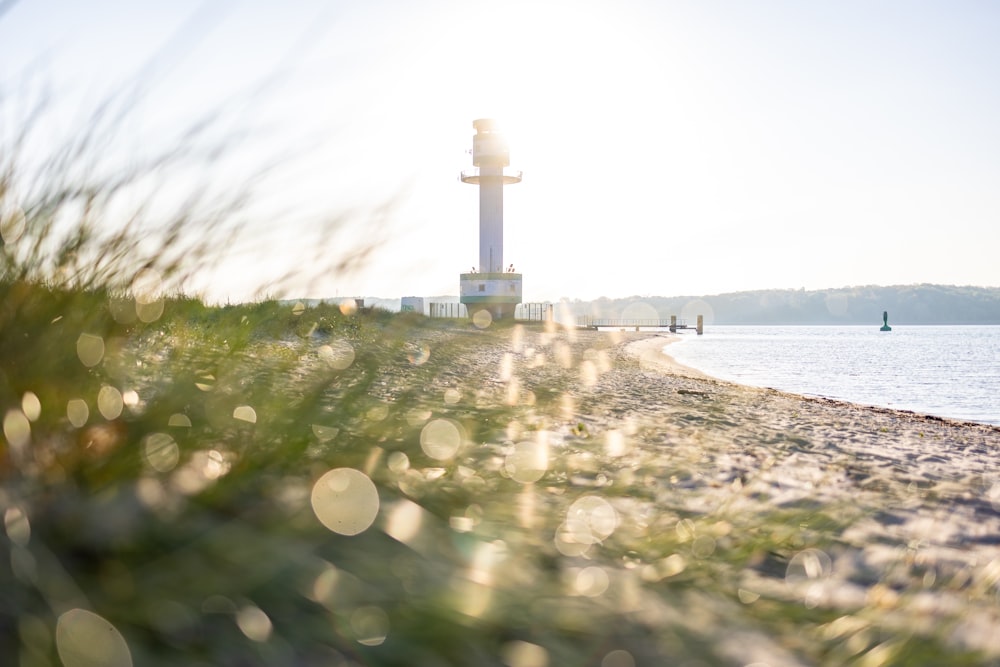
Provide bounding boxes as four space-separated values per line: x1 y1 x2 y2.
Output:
696 315 704 335
670 315 677 333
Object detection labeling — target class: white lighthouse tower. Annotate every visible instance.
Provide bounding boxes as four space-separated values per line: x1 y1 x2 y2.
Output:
459 119 522 320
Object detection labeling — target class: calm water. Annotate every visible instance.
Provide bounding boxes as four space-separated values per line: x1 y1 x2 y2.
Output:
667 326 1000 426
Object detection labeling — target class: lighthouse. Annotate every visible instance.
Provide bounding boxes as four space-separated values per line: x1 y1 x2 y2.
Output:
459 119 522 321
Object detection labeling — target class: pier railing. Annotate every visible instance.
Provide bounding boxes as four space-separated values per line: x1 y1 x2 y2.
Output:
579 316 703 334
580 317 682 328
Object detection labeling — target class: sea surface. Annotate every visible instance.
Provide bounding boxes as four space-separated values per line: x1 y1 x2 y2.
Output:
666 325 1000 426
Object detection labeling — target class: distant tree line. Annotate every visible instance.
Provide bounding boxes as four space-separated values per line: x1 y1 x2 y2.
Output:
563 284 1000 325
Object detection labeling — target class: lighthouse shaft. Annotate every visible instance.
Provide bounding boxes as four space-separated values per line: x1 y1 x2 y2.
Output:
478 166 504 272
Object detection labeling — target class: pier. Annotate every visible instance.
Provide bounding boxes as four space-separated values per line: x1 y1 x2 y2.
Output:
580 315 704 334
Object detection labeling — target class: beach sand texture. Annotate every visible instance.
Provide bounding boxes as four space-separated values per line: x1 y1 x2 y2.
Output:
432 325 1000 665
8 318 1000 666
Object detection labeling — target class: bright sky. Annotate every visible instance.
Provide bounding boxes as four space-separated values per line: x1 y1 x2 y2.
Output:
2 0 998 302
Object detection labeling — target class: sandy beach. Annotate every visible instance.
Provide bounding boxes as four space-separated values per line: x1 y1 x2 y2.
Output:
8 317 1000 666
449 324 1000 664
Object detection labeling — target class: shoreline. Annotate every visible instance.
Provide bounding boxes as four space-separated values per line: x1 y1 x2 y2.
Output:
622 330 1000 430
623 333 712 381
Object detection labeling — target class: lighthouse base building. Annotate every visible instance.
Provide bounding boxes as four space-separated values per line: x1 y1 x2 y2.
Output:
459 271 522 321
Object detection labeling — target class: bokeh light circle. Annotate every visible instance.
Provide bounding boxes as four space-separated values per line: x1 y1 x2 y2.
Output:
232 405 257 423
387 451 410 473
351 605 389 646
602 649 636 667
311 468 380 536
236 605 272 642
3 410 30 449
567 495 618 543
98 386 124 420
135 299 165 323
681 299 714 326
21 392 41 421
109 296 137 324
76 333 105 367
67 399 89 428
131 268 162 304
143 433 179 473
4 506 31 546
318 340 355 370
56 608 133 667
504 440 549 483
420 419 463 460
472 309 493 329
620 301 658 322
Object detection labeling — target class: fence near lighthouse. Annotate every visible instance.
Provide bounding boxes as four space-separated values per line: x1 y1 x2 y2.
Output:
427 301 554 322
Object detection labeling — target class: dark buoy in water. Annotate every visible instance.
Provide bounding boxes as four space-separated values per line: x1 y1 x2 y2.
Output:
880 310 892 332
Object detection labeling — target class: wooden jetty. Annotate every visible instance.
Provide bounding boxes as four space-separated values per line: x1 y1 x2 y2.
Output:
580 315 704 335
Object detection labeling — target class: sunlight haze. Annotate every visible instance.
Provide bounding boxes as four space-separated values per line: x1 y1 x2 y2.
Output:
2 0 998 302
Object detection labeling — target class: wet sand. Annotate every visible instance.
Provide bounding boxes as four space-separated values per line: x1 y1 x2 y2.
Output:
625 334 713 379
